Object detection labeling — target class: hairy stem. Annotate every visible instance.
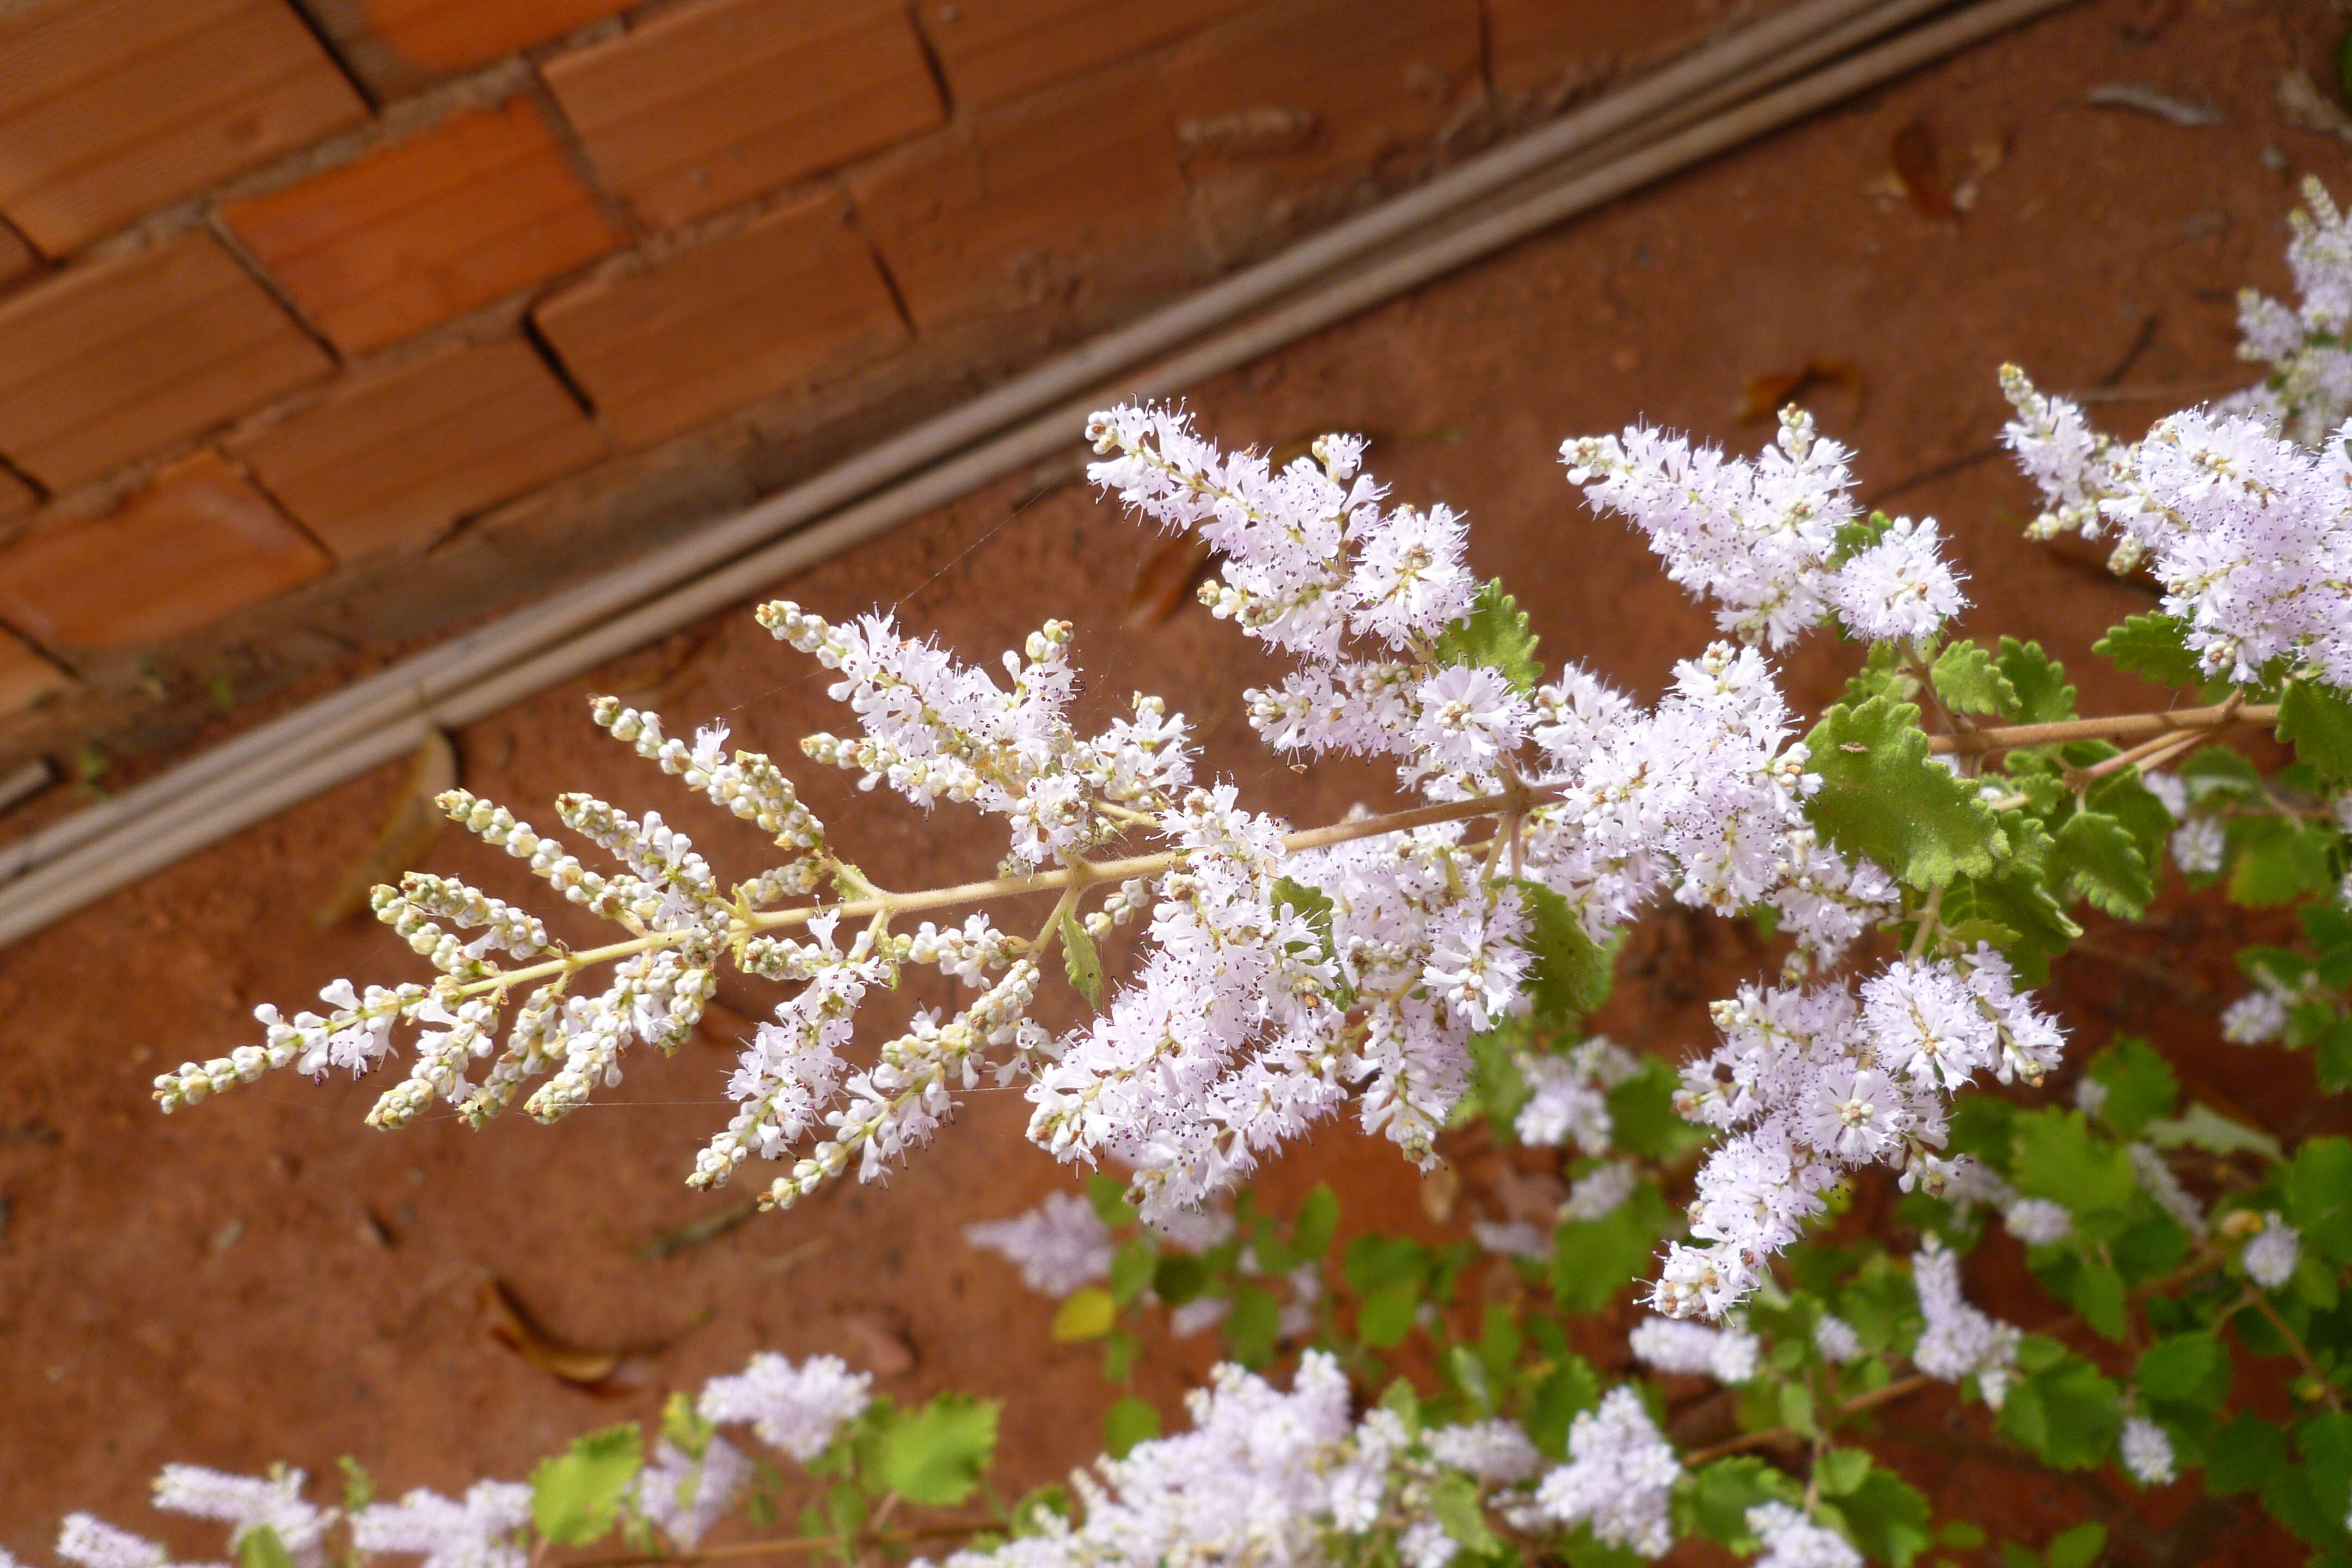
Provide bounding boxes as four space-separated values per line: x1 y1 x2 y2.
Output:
1927 699 2275 757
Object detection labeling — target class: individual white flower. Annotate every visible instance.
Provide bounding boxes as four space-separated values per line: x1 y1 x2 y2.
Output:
2170 818 2226 875
2003 1198 2074 1246
1531 1388 1679 1558
1747 1502 1861 1568
1814 1315 1865 1364
633 1438 750 1548
2221 991 2289 1045
2244 1212 2302 1289
2121 1417 2177 1486
965 1192 1114 1298
352 1482 533 1568
1799 1064 1901 1161
1411 665 1529 776
700 1353 872 1461
1398 1520 1457 1568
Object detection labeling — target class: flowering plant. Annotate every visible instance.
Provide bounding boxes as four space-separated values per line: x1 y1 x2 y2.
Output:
38 181 2352 1567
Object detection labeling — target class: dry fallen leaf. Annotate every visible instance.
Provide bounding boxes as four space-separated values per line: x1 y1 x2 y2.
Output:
822 1310 917 1376
1736 360 1865 424
2278 69 2352 146
1889 118 1957 222
637 1197 759 1262
311 730 457 927
1419 1163 1462 1224
478 1272 628 1389
1951 135 2009 213
2085 82 2222 128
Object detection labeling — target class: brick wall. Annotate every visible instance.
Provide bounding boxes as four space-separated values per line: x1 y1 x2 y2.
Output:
0 0 1744 772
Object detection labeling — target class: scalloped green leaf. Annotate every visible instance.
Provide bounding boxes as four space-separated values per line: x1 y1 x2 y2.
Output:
2096 613 2203 689
1801 696 2009 889
1434 579 1543 692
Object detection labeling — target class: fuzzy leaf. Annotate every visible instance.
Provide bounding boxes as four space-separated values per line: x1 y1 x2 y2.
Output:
1802 697 2008 889
1434 580 1543 693
1839 1469 1934 1568
2142 1104 2281 1161
236 1529 296 1568
1931 641 2019 717
1431 1472 1500 1554
2278 678 2352 783
1051 1287 1118 1342
2096 614 2203 688
1841 641 1920 708
1676 1457 1803 1552
2084 1037 2176 1137
1059 910 1102 1007
1996 1354 2121 1469
2046 810 2153 918
877 1396 999 1506
1996 638 2077 725
1103 1398 1160 1459
1512 879 1616 1024
531 1425 642 1545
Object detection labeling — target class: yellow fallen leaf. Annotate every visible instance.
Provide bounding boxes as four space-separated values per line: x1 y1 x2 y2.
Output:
311 730 457 927
1051 1285 1119 1342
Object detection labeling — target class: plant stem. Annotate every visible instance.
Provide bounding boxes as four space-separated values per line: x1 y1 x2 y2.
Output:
1681 1376 1933 1467
2240 1285 2344 1413
1927 700 2275 757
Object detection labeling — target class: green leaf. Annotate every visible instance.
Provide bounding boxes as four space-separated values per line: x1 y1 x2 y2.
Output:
2290 1137 2352 1265
1603 1056 1707 1161
1272 876 1334 961
1813 1448 1873 1497
1085 1174 1135 1227
1932 640 2020 717
1550 1179 1672 1314
1840 1468 1934 1567
2066 1258 2129 1342
1431 1472 1500 1555
1345 1234 1432 1294
2231 816 2337 906
1225 1283 1283 1365
1290 1185 1339 1259
1802 696 2008 889
1842 641 1921 708
2047 810 2153 919
661 1392 715 1460
1525 1356 1601 1459
1676 1457 1803 1551
2044 1522 2106 1568
1103 1398 1160 1459
236 1528 296 1568
2278 678 2352 783
2137 1331 2231 1411
1996 1355 2122 1468
2085 1037 2177 1138
2010 1110 2137 1215
1356 1278 1424 1348
1108 1241 1155 1305
1512 879 1617 1025
2142 1104 2281 1161
1996 638 2077 725
2095 614 2203 689
877 1396 999 1506
337 1457 375 1512
2207 1411 2289 1493
1059 910 1101 1006
531 1425 643 1545
1434 580 1543 692
1051 1287 1118 1342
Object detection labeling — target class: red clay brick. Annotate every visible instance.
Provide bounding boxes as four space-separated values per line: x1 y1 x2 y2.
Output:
0 626 71 715
915 0 1253 110
534 189 907 448
1165 0 1481 256
0 230 332 491
0 0 364 255
1485 0 1714 97
544 0 942 230
221 96 624 354
299 0 636 96
235 336 607 559
0 451 330 649
846 60 1204 332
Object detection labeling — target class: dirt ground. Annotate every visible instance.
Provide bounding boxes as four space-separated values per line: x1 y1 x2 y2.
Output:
5 1 2350 1561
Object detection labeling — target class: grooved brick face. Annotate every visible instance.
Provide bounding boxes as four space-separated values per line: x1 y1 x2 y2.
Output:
544 0 944 230
915 0 1255 110
299 0 638 97
0 0 366 256
221 96 625 354
0 625 71 716
1484 0 1714 96
1165 0 1483 261
533 189 908 448
0 229 332 491
0 451 330 650
846 61 1206 332
234 336 608 560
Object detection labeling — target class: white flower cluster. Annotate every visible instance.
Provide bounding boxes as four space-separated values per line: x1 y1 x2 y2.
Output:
941 1351 1540 1568
1513 1036 1638 1150
1656 951 2062 1318
1908 1236 2022 1408
34 1352 874 1568
1627 1316 1760 1383
965 1191 1115 1297
1562 408 1965 649
1527 1387 1680 1558
2225 177 2352 446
